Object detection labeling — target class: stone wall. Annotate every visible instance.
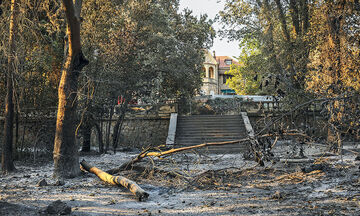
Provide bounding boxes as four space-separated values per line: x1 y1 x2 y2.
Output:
0 117 56 158
0 114 170 156
118 117 170 148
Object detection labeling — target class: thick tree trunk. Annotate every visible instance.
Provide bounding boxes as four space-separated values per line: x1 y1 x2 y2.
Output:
0 0 3 16
299 0 309 33
274 0 290 42
274 0 302 89
260 0 283 74
289 0 301 36
326 2 344 83
2 0 17 174
53 0 88 179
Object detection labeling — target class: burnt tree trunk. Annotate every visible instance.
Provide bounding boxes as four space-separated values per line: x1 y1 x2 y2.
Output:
81 124 92 152
105 103 115 153
112 103 127 153
53 0 88 179
94 122 103 153
2 0 17 174
81 160 149 201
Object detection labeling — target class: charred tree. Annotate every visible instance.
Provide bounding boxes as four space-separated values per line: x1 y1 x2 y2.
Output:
94 122 103 153
53 0 88 178
80 160 149 201
112 102 127 153
81 123 92 152
2 0 17 174
105 101 115 153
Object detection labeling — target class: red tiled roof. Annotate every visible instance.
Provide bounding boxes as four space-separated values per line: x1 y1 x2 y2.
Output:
216 56 239 69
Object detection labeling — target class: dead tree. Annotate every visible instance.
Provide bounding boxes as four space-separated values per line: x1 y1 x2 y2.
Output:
107 131 309 175
80 160 149 201
2 0 17 174
53 0 89 178
107 139 250 174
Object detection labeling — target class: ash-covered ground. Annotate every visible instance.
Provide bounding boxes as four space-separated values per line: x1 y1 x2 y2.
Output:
1 141 360 215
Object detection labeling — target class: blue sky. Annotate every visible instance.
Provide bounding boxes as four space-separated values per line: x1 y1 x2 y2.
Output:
179 0 241 58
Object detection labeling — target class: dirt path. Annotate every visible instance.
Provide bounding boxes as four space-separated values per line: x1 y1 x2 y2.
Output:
1 143 360 215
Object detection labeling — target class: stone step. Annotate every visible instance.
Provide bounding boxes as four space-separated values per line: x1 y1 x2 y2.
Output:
177 119 243 123
178 117 242 120
178 118 242 123
176 127 244 131
177 131 244 135
176 136 244 140
176 138 245 144
177 125 244 129
177 122 244 129
175 114 248 154
178 115 241 118
173 144 249 153
175 128 245 133
178 114 242 118
176 131 245 136
176 131 245 135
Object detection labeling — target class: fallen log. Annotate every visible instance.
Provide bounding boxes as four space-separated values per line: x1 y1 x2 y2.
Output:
80 160 149 201
107 138 250 174
106 131 309 175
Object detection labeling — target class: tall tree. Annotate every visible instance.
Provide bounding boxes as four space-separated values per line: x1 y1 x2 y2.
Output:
220 0 359 142
220 0 311 98
53 0 88 178
2 0 17 174
77 0 214 152
306 0 360 146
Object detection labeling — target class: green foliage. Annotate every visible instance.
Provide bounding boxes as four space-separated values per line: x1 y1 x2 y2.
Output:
226 37 263 95
220 0 310 97
220 0 360 141
80 0 215 108
0 0 64 110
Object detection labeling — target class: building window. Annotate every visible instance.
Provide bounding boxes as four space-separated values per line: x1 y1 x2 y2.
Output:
209 67 214 78
223 74 232 84
202 67 206 77
225 59 232 65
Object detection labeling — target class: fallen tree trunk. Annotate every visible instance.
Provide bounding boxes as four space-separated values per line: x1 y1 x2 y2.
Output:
80 160 149 201
106 131 310 175
107 138 250 174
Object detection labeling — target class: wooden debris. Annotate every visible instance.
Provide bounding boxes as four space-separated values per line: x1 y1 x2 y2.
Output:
107 131 309 175
280 158 314 163
80 160 149 201
106 138 250 174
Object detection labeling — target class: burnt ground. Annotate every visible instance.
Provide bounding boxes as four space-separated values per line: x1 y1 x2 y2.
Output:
1 141 360 215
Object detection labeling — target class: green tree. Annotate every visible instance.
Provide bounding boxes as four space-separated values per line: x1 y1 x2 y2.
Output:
306 0 360 148
78 0 214 152
220 0 360 144
226 37 263 95
220 0 311 98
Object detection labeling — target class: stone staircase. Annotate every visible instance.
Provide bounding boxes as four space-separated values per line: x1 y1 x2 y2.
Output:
175 115 248 153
